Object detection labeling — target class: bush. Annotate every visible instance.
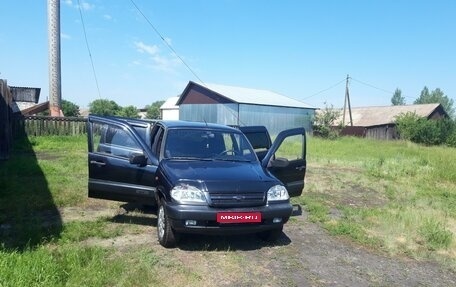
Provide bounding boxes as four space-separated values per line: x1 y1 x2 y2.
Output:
313 104 342 139
446 131 456 147
396 112 455 146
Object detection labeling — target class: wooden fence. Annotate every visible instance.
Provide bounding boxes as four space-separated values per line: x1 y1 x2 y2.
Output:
1 80 13 159
13 116 88 137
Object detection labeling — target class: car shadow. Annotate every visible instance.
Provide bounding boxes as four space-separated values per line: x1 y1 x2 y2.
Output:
109 202 157 226
116 202 292 251
177 232 292 251
0 119 62 250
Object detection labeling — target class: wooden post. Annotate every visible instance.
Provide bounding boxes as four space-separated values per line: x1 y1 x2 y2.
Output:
342 75 353 127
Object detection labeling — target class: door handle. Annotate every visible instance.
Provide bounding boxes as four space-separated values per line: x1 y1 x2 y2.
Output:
90 160 106 166
295 166 305 171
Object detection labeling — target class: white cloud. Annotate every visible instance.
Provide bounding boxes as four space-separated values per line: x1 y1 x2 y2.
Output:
135 41 159 56
64 0 94 11
134 40 182 73
103 14 112 20
61 33 71 40
79 2 95 11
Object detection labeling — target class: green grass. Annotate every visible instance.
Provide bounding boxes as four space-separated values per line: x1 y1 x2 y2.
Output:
0 135 207 286
0 245 171 287
299 136 456 265
2 134 456 284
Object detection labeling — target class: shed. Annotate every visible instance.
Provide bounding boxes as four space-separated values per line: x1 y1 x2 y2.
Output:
177 81 315 136
336 103 448 140
10 86 41 114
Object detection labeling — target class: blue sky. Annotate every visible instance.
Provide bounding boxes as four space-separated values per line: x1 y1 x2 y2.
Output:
1 0 455 109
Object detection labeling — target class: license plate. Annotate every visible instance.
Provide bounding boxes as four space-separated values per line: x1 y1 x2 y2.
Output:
216 212 262 223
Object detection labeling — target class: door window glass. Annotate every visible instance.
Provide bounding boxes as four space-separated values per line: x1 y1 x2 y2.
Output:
92 122 142 159
274 134 304 160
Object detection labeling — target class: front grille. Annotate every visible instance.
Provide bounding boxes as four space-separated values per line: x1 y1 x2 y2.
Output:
208 192 266 207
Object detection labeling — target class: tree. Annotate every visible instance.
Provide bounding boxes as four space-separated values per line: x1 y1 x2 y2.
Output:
313 103 342 139
119 105 140 118
391 88 405 106
61 100 80 117
414 86 454 118
145 100 165 119
88 99 121 116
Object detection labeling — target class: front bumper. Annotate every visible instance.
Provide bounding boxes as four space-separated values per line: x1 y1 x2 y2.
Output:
165 202 293 235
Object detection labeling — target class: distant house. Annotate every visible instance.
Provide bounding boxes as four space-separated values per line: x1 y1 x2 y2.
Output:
335 103 448 140
177 81 315 136
160 96 180 120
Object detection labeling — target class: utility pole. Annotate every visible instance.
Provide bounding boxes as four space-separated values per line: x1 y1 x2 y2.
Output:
48 0 62 116
342 74 353 126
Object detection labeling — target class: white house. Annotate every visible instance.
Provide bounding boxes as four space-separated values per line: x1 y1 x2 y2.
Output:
160 96 179 120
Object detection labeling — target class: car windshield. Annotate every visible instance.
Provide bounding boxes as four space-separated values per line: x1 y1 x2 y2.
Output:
164 128 257 162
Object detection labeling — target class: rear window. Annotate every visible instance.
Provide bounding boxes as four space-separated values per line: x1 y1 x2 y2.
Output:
243 132 271 150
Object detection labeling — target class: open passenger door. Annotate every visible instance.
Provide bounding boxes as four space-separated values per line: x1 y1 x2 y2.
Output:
261 128 306 197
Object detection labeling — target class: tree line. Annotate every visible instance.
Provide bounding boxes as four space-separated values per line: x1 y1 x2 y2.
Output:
391 86 454 118
54 99 165 120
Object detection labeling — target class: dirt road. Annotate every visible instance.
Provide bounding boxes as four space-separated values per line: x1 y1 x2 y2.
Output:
71 203 456 287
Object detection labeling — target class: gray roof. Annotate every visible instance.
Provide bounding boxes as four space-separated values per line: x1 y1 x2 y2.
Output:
334 103 445 127
202 83 315 109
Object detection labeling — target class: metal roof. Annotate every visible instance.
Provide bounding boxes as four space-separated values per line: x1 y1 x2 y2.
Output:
334 103 445 127
183 81 315 109
160 96 179 110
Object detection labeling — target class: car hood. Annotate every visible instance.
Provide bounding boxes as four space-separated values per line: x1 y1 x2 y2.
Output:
160 159 278 192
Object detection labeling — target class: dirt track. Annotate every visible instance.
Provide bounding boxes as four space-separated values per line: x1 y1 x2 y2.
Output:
66 203 456 287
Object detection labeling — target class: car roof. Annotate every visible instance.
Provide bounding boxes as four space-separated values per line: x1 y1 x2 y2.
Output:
158 120 239 132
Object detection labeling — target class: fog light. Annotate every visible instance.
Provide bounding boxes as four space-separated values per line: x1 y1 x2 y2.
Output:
185 220 197 226
273 217 282 223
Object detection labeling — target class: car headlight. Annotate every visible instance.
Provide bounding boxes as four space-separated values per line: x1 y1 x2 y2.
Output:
267 185 289 202
171 181 207 204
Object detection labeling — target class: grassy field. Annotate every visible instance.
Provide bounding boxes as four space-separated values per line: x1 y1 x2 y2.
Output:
1 134 456 285
295 136 456 265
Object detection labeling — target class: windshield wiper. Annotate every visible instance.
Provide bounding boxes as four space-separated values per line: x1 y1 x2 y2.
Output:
213 157 252 162
167 156 213 161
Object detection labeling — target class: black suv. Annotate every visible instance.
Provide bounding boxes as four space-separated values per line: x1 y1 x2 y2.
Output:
87 115 306 247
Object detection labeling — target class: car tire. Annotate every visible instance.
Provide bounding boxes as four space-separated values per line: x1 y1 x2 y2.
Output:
157 199 179 248
257 226 283 242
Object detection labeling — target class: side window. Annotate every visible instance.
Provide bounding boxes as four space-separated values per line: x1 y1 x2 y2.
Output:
92 122 142 159
151 126 164 156
274 134 304 161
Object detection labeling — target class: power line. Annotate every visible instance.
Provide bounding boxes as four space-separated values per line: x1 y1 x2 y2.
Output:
130 0 205 85
350 77 393 95
302 78 346 100
77 0 102 99
129 1 249 125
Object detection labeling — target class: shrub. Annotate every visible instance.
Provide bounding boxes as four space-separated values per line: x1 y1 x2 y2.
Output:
446 131 456 147
313 104 342 139
395 112 455 146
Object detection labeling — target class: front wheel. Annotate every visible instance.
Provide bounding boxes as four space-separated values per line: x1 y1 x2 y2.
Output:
157 200 179 248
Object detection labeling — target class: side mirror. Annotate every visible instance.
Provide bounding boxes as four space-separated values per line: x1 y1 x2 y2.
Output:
269 157 289 168
129 153 147 167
